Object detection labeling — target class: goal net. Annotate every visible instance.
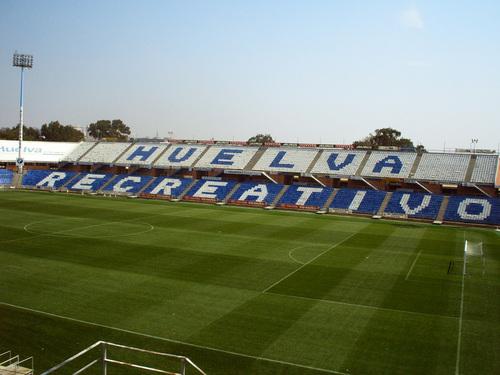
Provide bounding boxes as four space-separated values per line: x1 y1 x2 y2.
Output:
464 240 485 277
448 240 484 276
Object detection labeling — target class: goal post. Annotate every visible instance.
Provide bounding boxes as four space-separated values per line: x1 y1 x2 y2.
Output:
464 240 485 277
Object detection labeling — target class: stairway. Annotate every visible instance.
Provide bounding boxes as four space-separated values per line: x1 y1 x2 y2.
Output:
434 196 450 223
176 179 198 200
270 185 289 208
223 183 241 203
464 154 477 182
376 192 393 216
409 153 423 177
305 149 323 174
355 150 371 176
137 176 158 195
244 146 267 170
320 188 338 212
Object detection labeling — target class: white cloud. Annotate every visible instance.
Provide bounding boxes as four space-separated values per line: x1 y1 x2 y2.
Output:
399 5 424 29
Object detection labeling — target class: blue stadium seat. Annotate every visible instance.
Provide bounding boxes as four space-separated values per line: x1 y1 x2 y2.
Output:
444 196 500 225
22 170 77 189
385 192 443 220
143 177 193 198
278 185 333 209
68 173 115 191
0 169 13 185
230 182 284 205
184 179 236 201
330 189 386 214
102 174 154 194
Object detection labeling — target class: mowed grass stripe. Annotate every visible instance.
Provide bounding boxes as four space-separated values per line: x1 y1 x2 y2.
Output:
0 302 347 375
1 190 498 374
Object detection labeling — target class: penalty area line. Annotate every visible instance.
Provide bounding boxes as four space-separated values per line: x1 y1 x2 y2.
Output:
263 232 358 293
0 301 348 375
405 249 422 281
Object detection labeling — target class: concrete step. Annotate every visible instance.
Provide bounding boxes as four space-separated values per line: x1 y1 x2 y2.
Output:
464 154 477 182
409 153 423 177
271 185 289 207
355 150 372 176
244 146 267 170
435 196 450 222
321 188 338 211
377 191 393 216
223 182 241 203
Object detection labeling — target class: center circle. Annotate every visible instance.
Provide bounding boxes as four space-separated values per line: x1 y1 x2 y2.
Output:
24 217 154 238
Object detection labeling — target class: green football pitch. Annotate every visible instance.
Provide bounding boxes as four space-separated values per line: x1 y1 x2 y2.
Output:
0 190 498 374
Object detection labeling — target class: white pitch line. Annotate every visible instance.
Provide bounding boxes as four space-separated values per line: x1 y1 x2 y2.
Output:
288 246 306 264
455 235 467 375
264 291 458 320
405 249 422 280
263 232 357 293
0 301 348 375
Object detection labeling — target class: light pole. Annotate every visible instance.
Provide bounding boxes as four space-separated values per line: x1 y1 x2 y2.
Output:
471 138 478 154
12 53 33 174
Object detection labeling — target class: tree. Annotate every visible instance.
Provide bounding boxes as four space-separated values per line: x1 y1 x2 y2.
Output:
88 119 131 141
353 127 423 150
247 134 275 144
41 121 84 142
0 125 40 141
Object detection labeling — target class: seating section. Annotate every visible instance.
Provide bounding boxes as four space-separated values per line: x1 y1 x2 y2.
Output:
311 150 366 176
62 142 96 162
384 192 443 219
79 143 131 164
102 174 154 194
154 144 207 168
361 152 416 178
15 167 500 226
0 169 13 185
414 153 470 182
184 179 237 201
278 185 333 209
252 148 319 173
67 173 115 191
115 143 169 166
330 189 387 214
194 146 258 170
22 170 78 188
230 182 284 205
471 155 498 184
143 177 193 198
444 196 500 225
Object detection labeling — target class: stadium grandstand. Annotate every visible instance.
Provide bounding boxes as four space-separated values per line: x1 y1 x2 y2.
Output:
1 139 499 226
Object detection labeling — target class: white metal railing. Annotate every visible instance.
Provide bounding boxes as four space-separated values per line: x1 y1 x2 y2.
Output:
0 353 34 375
40 341 206 375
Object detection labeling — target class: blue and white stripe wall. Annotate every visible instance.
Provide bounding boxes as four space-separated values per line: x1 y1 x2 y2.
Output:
21 170 500 225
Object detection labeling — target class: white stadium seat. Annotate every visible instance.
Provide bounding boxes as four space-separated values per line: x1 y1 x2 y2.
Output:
361 151 417 178
310 149 367 176
194 146 258 170
252 148 319 173
115 143 169 166
79 142 131 164
154 144 207 168
471 155 497 184
414 153 470 182
62 142 96 162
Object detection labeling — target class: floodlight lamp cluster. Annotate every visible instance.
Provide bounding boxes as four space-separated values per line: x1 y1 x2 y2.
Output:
13 53 33 68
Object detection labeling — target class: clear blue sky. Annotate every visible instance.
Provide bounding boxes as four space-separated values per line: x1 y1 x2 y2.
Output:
1 0 499 150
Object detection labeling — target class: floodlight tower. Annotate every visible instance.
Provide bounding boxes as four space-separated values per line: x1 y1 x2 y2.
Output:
12 53 33 174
